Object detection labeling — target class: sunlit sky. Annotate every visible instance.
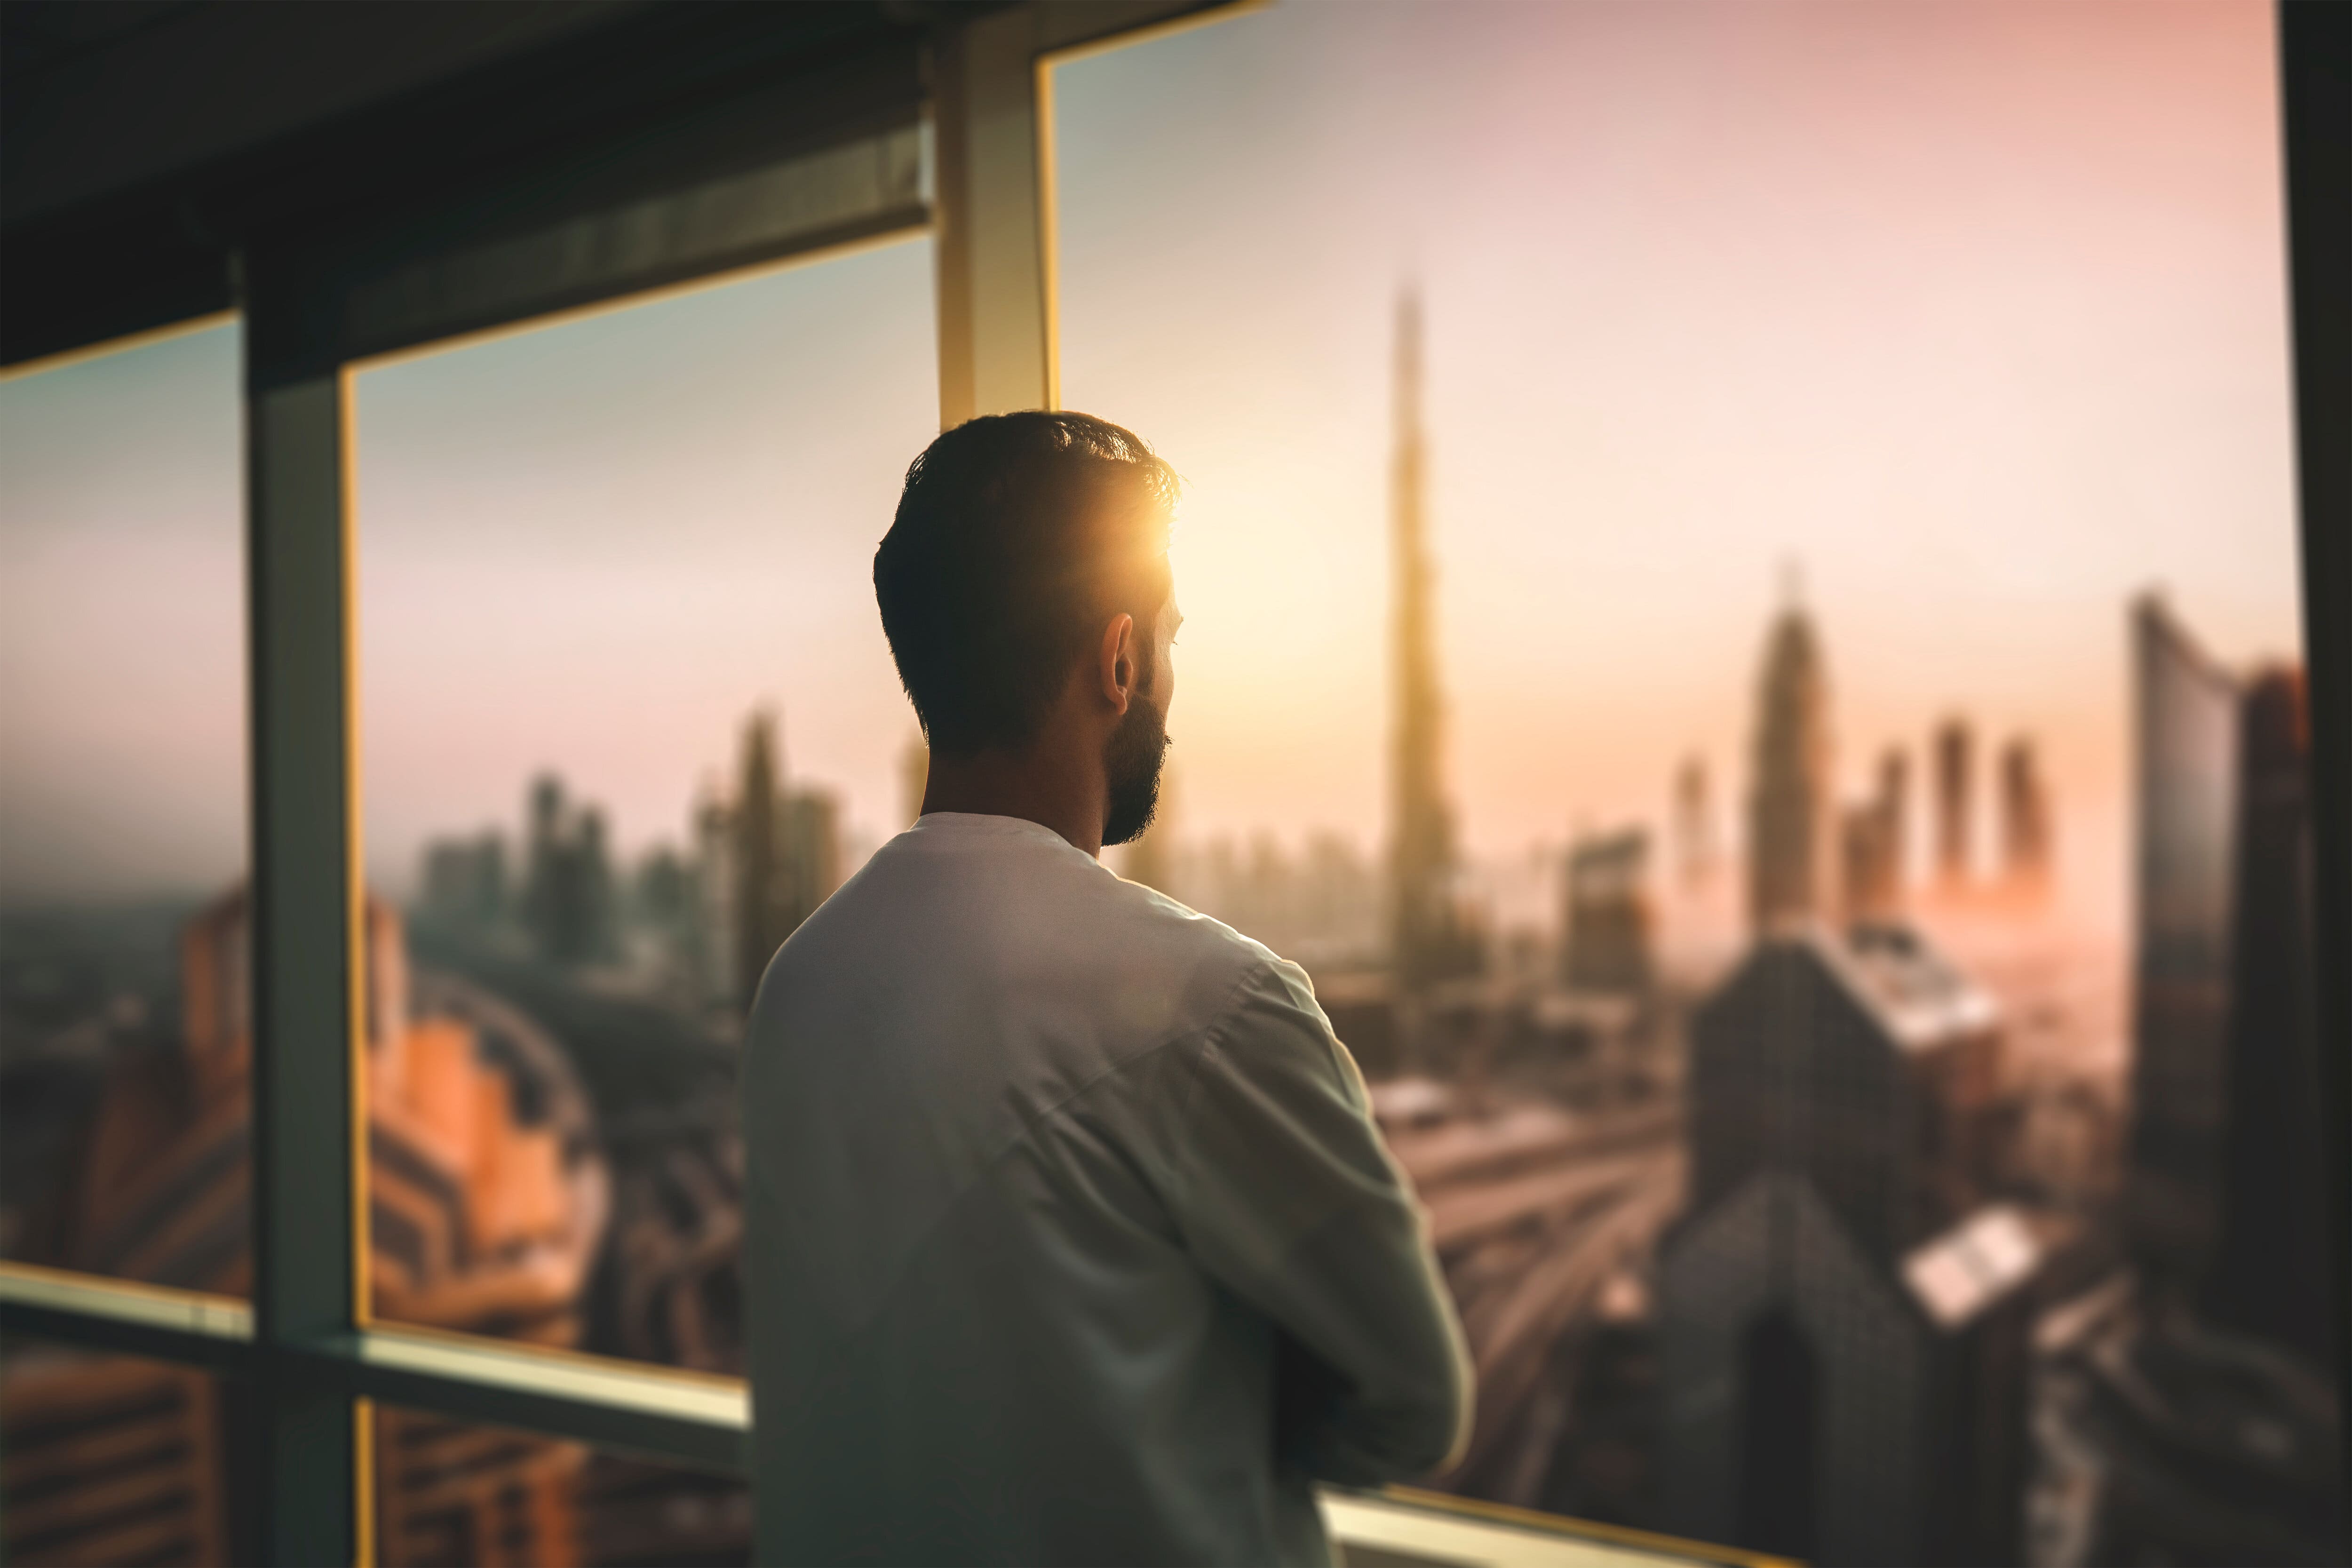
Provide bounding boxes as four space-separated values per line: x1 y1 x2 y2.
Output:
0 0 2301 940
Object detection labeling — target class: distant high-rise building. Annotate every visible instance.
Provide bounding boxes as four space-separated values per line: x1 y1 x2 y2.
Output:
723 711 847 1010
420 830 508 931
1933 718 1973 887
1878 747 1909 881
1387 289 1478 987
2204 668 2329 1369
782 788 844 931
6 890 612 1568
523 774 618 966
1841 748 1908 923
690 786 737 1009
1562 828 1653 995
2123 598 2240 1285
734 714 786 1011
1661 925 2029 1566
2122 610 2331 1368
1839 806 1891 925
1673 755 1717 888
1998 736 2053 893
1747 601 1837 934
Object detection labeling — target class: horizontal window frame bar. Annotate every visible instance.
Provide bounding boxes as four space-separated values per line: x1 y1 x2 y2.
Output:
3 1270 1772 1565
0 1262 253 1372
321 1325 748 1473
334 122 930 370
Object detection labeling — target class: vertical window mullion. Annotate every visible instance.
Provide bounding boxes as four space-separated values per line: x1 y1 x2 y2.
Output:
246 347 363 1563
931 5 1057 426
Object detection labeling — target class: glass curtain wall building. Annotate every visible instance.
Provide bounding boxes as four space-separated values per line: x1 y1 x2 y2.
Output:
4 5 2350 1567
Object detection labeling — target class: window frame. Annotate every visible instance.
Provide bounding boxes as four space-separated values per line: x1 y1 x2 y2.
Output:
5 5 2345 1565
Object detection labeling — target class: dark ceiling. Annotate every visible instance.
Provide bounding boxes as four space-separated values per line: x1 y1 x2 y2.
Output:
0 0 935 367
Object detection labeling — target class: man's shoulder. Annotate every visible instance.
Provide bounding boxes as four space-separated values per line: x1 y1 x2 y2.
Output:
755 829 1303 1042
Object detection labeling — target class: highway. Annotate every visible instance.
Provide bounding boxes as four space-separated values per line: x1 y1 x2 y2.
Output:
1382 1091 1684 1506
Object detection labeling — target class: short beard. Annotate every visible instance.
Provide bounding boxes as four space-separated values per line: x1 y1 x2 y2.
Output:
1102 693 1170 848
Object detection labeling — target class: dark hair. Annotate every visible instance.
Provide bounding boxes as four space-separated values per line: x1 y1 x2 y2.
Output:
874 412 1178 755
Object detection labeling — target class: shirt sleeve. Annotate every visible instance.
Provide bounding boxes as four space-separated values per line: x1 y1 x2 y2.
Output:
1161 959 1473 1485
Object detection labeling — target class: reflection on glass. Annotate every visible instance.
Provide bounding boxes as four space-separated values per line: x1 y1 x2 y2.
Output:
0 321 251 1298
374 1405 749 1568
351 239 938 1369
1054 5 2335 1564
0 1339 251 1567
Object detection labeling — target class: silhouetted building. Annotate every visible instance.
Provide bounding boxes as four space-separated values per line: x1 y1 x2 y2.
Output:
2124 598 2240 1285
1841 748 1908 923
1998 736 2053 894
1878 748 1908 872
734 715 785 1010
524 774 619 967
2202 669 2330 1370
1933 718 1972 887
1562 829 1653 995
0 1351 237 1566
1673 754 1717 888
781 788 843 939
1661 925 2032 1566
1747 603 1837 934
3 890 608 1568
1387 289 1479 988
420 830 509 931
631 845 695 938
718 711 848 1011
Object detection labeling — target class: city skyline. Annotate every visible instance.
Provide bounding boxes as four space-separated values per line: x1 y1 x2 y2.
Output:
0 0 2304 956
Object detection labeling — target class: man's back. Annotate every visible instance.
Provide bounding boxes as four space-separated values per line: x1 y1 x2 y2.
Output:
743 813 1469 1566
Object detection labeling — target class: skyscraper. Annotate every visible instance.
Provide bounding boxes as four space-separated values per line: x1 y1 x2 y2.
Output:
522 774 618 966
735 713 784 1011
2124 597 2239 1283
1673 754 1717 888
723 710 847 1011
1840 748 1908 924
2205 668 2328 1368
1933 718 1973 887
1998 736 2053 892
1879 746 1909 885
1562 828 1653 995
1388 290 1477 987
1747 600 1837 934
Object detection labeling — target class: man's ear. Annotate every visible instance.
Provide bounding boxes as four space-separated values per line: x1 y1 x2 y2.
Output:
1098 612 1137 713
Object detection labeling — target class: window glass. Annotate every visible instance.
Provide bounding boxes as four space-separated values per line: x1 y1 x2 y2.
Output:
1055 6 2333 1561
1 1337 255 1567
373 1404 749 1568
0 321 253 1301
351 241 937 1367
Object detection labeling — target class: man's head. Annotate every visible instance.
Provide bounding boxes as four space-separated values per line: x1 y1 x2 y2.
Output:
875 413 1180 848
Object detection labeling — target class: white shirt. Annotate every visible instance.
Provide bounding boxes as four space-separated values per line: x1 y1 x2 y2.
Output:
743 812 1470 1566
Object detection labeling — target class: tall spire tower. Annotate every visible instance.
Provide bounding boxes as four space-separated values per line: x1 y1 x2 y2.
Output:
1390 290 1474 986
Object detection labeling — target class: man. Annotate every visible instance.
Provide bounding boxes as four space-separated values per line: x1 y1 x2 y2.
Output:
743 412 1470 1566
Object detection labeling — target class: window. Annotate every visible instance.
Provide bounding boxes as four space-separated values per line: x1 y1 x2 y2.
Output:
0 320 251 1300
350 242 939 1369
1 1337 254 1566
372 1405 749 1568
1053 4 2334 1562
2 8 2341 1567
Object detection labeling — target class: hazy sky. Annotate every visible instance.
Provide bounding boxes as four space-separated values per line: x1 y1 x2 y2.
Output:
0 322 246 902
1056 0 2299 940
0 0 2302 934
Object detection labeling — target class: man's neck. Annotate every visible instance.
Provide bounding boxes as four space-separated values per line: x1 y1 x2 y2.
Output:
920 741 1107 859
